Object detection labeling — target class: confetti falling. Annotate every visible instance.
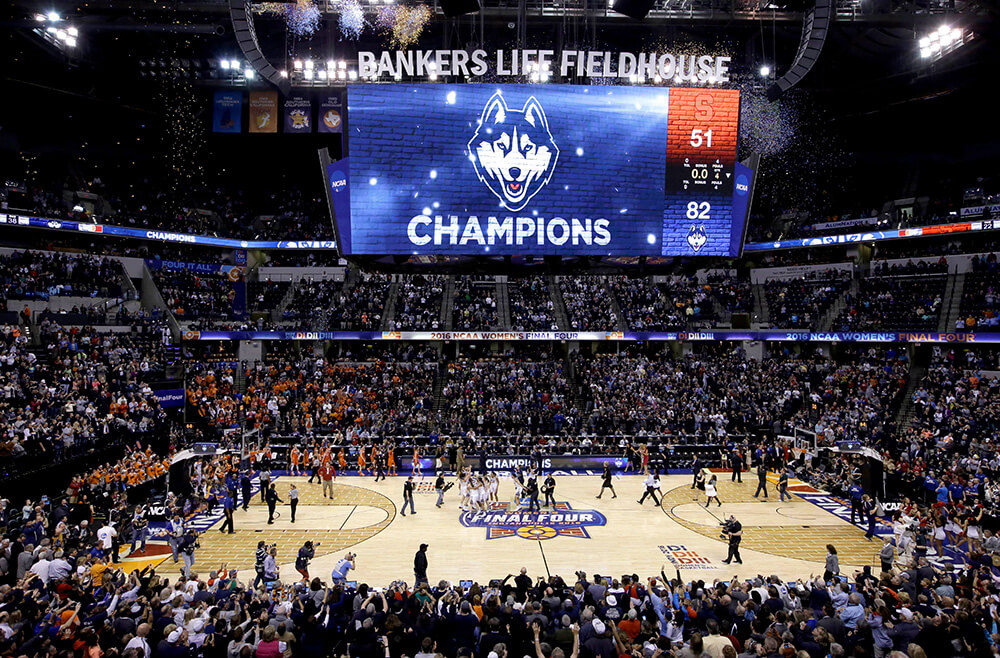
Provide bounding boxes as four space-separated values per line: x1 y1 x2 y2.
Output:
338 0 365 40
256 0 321 38
376 5 431 50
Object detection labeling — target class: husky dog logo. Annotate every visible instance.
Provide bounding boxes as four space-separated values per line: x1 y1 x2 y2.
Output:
687 224 708 252
468 92 559 212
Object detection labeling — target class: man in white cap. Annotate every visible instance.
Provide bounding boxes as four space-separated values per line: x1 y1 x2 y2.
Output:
583 619 615 658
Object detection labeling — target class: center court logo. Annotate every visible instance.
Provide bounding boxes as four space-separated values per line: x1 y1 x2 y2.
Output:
468 92 559 212
460 501 606 540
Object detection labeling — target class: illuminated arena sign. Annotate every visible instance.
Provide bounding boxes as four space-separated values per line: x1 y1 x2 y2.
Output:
460 501 607 540
334 84 748 256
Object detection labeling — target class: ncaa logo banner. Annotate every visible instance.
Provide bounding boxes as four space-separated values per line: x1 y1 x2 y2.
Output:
343 84 741 256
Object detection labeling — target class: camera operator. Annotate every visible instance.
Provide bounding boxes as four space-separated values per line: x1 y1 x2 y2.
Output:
295 540 319 581
179 528 199 577
721 514 743 565
331 551 356 585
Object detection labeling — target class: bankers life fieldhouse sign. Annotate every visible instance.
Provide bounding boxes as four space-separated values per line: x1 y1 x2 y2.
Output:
357 49 733 83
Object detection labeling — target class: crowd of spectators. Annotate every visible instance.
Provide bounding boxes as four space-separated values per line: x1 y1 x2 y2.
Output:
4 177 334 241
764 271 850 330
452 278 500 331
391 275 445 331
0 322 167 468
0 251 125 304
958 255 1000 329
329 274 391 331
153 270 241 321
609 278 682 331
836 275 945 333
250 281 292 317
559 278 619 331
1 483 998 658
186 357 436 437
508 277 558 331
437 357 574 435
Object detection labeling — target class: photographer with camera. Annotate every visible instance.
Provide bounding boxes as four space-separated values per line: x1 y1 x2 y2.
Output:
331 551 356 585
179 528 199 577
720 514 743 565
295 540 319 581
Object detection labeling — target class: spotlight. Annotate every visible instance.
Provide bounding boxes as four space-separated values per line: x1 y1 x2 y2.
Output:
35 13 46 21
65 35 76 47
759 65 771 77
304 59 314 70
230 59 240 70
280 70 288 78
220 59 230 69
293 59 303 70
303 69 313 80
244 68 255 79
318 70 327 79
47 11 60 21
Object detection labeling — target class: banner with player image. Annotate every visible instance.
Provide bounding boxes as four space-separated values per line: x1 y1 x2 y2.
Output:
249 91 278 133
342 83 744 256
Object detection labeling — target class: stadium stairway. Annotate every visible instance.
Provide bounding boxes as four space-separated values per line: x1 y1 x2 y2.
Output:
751 282 769 327
939 272 965 332
496 277 512 329
440 277 456 330
272 282 297 322
818 276 858 332
381 277 401 330
605 276 629 331
893 364 926 430
547 274 571 330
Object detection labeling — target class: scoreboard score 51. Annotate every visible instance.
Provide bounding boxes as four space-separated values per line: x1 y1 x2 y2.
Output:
333 84 748 256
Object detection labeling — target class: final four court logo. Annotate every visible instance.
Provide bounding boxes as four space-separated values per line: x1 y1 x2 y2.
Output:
460 501 607 540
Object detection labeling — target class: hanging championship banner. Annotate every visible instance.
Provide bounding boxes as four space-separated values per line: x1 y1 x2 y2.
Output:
284 95 313 133
212 91 243 133
249 91 278 133
318 93 343 133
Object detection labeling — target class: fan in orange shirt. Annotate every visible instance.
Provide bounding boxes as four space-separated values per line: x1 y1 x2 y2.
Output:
290 446 301 475
338 449 347 471
387 446 396 476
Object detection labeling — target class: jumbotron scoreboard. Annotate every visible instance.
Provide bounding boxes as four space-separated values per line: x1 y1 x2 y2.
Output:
326 84 751 256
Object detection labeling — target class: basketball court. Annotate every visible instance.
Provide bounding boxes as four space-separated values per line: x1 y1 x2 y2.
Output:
186 472 887 586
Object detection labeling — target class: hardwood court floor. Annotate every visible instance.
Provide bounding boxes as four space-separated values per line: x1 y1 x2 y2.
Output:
190 474 883 587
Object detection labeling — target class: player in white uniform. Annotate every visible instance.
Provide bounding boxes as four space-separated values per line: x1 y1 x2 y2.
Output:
488 472 499 503
458 469 470 511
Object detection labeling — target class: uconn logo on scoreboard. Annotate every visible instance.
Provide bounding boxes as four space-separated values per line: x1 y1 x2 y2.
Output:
468 92 559 212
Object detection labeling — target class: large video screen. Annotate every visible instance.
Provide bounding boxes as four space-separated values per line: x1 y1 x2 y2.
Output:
332 84 746 256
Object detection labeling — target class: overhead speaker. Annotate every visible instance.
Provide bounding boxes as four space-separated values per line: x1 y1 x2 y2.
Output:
230 0 291 95
611 0 655 21
440 0 481 17
766 0 831 101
